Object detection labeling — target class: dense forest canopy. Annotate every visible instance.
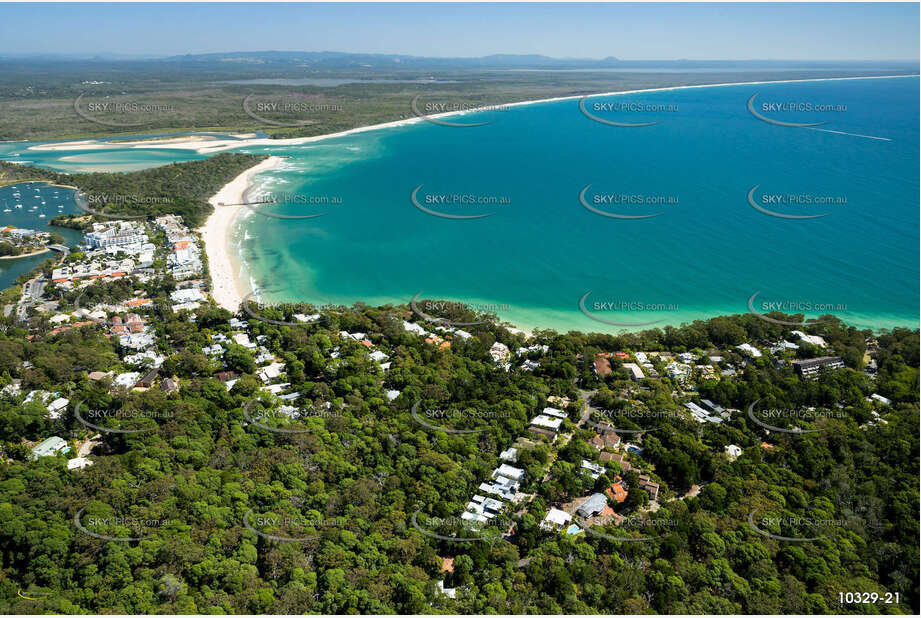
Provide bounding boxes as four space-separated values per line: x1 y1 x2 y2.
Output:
0 154 264 228
0 293 917 613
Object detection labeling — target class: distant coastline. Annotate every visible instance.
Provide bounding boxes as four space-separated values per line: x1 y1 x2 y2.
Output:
14 73 919 332
24 74 919 156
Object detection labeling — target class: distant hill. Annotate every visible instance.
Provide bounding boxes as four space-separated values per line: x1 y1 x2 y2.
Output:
2 50 916 72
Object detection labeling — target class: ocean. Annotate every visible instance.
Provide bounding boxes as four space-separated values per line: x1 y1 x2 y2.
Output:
232 77 920 332
2 77 918 332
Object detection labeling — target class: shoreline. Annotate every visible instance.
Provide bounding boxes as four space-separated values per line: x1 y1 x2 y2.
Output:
0 247 50 260
21 74 918 335
24 73 919 155
198 155 284 312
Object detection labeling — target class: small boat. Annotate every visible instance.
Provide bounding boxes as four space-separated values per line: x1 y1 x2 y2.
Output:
15 204 22 209
38 214 46 218
2 208 10 213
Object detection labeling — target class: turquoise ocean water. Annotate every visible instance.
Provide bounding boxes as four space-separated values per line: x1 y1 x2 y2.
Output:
2 78 918 332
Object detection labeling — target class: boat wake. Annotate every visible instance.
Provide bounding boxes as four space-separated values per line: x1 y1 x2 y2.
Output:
807 127 892 141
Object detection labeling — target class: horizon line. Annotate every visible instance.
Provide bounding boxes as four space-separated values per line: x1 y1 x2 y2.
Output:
0 51 919 63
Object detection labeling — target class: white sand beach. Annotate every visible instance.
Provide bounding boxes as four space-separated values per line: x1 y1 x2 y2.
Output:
199 155 283 312
26 133 258 152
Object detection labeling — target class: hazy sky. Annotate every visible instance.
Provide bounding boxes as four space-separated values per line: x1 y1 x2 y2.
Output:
1 2 918 60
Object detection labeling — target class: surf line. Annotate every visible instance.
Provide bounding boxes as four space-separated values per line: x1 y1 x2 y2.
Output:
807 127 892 141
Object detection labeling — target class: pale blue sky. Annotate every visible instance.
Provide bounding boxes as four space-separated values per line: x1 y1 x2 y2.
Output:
0 2 918 60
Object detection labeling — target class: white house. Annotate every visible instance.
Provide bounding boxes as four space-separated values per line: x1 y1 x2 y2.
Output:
494 464 525 482
791 330 827 348
581 459 606 480
258 362 286 383
170 288 204 303
530 414 563 431
870 393 892 406
540 507 573 531
541 407 567 419
67 457 93 470
46 397 69 419
114 372 141 389
403 321 427 336
736 343 763 358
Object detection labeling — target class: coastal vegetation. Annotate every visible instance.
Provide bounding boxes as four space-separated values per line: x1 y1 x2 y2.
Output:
0 55 911 141
0 57 917 615
0 286 917 613
0 154 265 228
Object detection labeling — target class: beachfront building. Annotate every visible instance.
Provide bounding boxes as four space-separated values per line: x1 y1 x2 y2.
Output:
85 221 147 249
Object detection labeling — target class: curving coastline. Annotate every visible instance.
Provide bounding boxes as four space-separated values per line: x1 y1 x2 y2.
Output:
24 74 918 155
199 156 284 311
94 74 919 328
